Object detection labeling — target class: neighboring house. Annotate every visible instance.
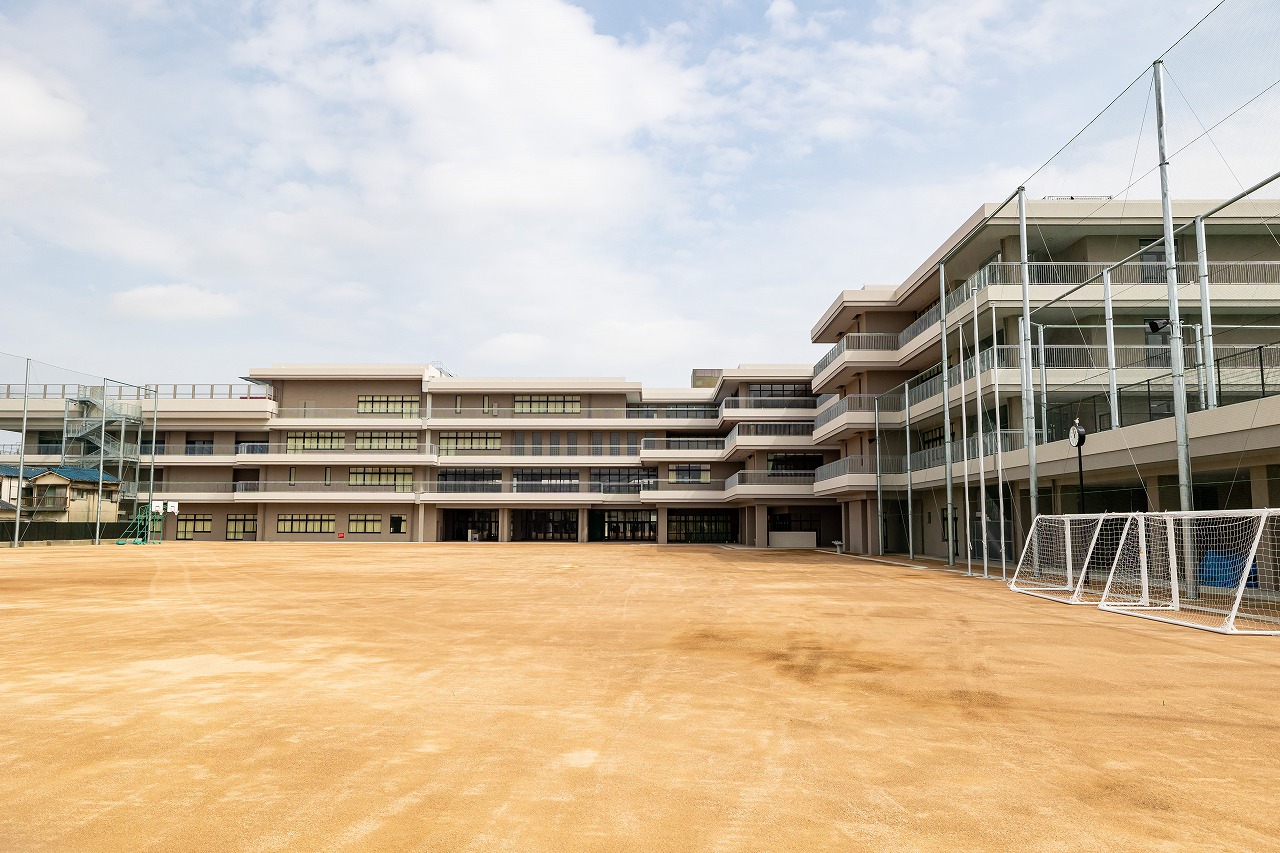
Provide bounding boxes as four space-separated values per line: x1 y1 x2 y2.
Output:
21 467 120 523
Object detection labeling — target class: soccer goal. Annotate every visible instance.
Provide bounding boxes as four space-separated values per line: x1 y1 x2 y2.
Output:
1009 513 1126 605
1013 510 1280 634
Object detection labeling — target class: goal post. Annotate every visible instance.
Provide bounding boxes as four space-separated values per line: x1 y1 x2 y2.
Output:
1009 513 1116 605
1014 510 1280 634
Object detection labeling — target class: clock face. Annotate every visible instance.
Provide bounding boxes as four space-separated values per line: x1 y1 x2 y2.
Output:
1069 423 1084 447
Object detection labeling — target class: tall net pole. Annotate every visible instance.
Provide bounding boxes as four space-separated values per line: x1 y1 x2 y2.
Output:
939 262 955 565
1018 188 1039 523
13 358 30 549
1153 59 1194 513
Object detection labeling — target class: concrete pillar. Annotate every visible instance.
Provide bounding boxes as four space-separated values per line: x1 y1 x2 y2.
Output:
840 502 850 551
1249 465 1269 511
498 507 511 542
413 503 425 542
866 497 880 555
421 506 438 542
754 504 768 548
254 502 265 543
577 506 589 543
656 506 668 544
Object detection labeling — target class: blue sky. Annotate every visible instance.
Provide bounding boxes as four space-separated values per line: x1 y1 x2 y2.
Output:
0 0 1226 385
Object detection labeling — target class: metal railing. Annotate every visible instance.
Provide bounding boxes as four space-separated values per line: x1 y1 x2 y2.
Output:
640 437 726 451
275 407 421 419
0 383 275 401
433 406 720 420
725 470 816 488
814 260 1280 376
813 395 880 428
719 397 818 411
726 421 814 441
640 479 726 492
815 454 905 481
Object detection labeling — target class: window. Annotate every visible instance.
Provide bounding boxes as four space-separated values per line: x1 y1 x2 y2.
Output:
768 511 821 532
348 513 382 534
919 427 946 451
513 468 579 493
747 383 811 398
141 439 166 455
514 395 581 414
591 467 657 494
1139 238 1171 282
286 431 345 451
357 395 420 417
669 464 711 484
567 432 578 455
667 510 738 543
455 395 462 414
549 431 560 457
176 514 212 540
482 395 491 414
532 432 543 456
609 432 621 456
437 468 501 493
389 514 408 534
591 432 603 456
288 467 296 484
226 514 257 541
439 431 501 454
355 431 418 450
767 453 824 472
349 467 414 491
185 439 214 456
324 467 332 486
277 514 336 533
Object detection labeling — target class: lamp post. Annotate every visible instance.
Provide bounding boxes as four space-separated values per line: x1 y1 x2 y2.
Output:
1069 418 1087 513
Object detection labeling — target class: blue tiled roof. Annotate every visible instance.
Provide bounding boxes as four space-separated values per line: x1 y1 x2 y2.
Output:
1 465 120 484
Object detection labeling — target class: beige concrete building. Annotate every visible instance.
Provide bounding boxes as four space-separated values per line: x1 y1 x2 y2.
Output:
3 198 1279 553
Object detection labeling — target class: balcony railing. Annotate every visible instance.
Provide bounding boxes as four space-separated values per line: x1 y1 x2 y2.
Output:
725 422 814 442
434 406 720 420
275 407 421 419
639 437 725 452
815 260 1280 376
0 383 275 401
719 397 818 411
815 455 905 481
725 471 816 488
813 395 879 428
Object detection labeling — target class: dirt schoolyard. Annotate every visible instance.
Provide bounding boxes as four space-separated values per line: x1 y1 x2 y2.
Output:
1 542 1277 851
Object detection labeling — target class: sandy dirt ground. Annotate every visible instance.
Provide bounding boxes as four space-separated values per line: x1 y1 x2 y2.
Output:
1 543 1278 852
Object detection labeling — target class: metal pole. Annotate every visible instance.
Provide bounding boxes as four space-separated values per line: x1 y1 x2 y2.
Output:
148 386 158 544
1103 268 1120 428
958 323 973 575
13 358 30 548
1153 59 1194 513
1037 323 1048 441
905 378 914 561
1018 187 1039 519
992 309 1007 578
939 262 955 566
94 384 107 546
1195 215 1218 408
1193 324 1206 411
874 397 884 557
973 288 989 578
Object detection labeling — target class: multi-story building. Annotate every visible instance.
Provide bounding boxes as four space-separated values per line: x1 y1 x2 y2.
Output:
812 198 1280 562
4 198 1280 553
0 365 841 545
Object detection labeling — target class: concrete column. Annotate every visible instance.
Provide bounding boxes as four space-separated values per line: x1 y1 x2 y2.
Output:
577 506 589 543
866 497 880 556
413 503 425 542
255 502 265 543
840 502 851 551
1249 466 1269 511
754 504 768 548
421 506 438 542
498 507 511 542
656 507 668 544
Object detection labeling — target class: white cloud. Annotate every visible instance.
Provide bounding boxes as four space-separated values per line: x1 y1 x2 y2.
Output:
0 62 85 145
110 284 240 320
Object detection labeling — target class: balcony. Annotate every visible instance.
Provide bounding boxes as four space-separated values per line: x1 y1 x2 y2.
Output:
429 405 720 424
813 260 1280 384
724 470 816 497
639 437 725 461
718 397 818 421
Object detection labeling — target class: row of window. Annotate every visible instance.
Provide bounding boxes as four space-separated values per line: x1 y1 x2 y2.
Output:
176 513 406 539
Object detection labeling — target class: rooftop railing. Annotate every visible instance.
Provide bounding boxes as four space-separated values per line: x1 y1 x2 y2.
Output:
815 260 1280 376
0 383 276 401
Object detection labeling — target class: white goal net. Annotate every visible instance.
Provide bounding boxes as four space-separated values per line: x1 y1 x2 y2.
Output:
1011 511 1280 634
